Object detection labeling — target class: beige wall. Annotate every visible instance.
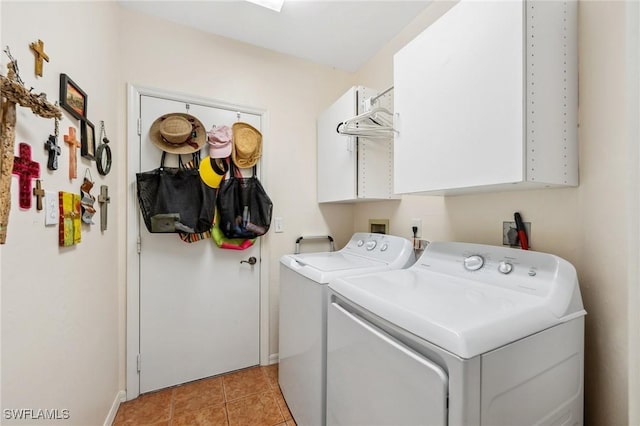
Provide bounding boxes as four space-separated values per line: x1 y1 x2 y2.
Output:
579 3 629 423
353 1 632 424
115 6 356 365
0 2 121 425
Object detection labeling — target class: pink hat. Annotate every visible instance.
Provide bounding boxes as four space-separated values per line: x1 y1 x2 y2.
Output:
207 125 232 158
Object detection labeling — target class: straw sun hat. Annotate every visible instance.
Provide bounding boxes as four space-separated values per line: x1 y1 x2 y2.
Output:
149 113 206 155
232 122 262 168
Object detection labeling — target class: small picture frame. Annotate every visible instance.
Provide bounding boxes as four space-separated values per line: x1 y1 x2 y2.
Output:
59 74 87 120
81 119 96 160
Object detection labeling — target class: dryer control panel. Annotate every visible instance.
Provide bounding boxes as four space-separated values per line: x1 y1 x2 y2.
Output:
415 242 578 300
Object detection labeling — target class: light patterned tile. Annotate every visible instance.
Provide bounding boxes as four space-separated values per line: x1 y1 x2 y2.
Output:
171 405 228 426
223 367 270 401
226 391 284 426
173 376 225 416
112 364 291 426
273 388 293 421
113 388 174 425
261 364 279 389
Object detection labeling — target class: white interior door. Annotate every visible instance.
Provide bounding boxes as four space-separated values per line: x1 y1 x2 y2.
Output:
138 95 261 393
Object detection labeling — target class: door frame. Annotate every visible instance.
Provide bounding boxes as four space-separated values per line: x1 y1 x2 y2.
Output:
125 84 270 400
628 2 640 423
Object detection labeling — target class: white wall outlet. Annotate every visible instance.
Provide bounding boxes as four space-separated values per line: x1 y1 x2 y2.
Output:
411 218 422 238
274 217 284 233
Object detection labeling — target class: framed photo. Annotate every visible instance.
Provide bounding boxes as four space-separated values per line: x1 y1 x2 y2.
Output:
59 74 87 120
81 119 96 160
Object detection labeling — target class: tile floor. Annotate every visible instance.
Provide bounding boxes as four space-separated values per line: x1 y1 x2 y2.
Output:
113 364 296 426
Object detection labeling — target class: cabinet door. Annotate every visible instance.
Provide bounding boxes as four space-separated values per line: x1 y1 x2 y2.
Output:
394 0 525 194
317 88 357 203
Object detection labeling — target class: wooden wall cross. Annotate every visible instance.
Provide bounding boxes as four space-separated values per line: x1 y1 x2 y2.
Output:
33 179 45 211
63 127 80 180
98 185 110 232
11 143 40 209
29 39 49 77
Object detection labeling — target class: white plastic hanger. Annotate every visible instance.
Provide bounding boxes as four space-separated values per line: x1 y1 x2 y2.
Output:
336 107 397 139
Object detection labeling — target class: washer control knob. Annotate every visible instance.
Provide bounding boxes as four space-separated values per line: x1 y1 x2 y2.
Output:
380 243 389 252
357 240 364 247
464 255 484 271
366 240 377 251
498 261 513 274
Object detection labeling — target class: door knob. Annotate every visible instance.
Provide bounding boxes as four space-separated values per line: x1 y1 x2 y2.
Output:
240 256 257 265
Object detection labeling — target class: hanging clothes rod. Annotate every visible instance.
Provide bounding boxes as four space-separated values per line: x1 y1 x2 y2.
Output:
369 85 394 104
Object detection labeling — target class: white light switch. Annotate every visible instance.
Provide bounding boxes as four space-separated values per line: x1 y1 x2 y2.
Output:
274 217 284 233
44 191 58 226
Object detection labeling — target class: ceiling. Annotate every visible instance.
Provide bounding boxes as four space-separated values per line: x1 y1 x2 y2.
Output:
119 0 432 72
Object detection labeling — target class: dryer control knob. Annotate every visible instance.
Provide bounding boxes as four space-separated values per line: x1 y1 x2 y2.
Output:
380 243 389 252
366 240 377 251
498 261 513 274
464 255 484 271
357 240 364 247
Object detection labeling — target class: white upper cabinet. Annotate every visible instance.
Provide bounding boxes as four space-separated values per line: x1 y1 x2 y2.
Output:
317 86 397 203
393 0 578 195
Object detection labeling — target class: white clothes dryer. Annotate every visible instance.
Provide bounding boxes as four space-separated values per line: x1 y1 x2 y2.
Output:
327 241 586 426
279 233 415 426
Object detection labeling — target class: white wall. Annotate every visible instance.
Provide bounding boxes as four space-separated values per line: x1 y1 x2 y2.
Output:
352 1 632 424
1 2 121 425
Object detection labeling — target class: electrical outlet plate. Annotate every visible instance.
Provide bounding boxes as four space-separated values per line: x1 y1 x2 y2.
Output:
502 221 531 246
411 218 422 238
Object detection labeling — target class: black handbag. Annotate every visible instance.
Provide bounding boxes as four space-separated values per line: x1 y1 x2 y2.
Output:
216 163 273 239
136 152 216 234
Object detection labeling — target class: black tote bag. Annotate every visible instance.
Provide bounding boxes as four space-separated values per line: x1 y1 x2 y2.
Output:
136 152 216 234
216 163 273 239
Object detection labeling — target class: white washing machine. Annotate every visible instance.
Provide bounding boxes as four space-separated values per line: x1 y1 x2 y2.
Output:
279 233 415 426
327 241 586 426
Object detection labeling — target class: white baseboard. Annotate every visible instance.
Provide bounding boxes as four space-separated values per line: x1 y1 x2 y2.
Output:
268 353 279 365
104 390 126 426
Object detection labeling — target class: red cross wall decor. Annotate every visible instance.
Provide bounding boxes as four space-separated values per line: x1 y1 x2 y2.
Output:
11 143 40 209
